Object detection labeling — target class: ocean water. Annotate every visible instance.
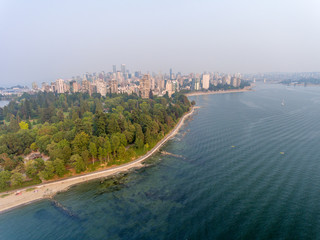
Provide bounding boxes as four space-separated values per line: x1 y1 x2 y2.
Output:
1 83 320 239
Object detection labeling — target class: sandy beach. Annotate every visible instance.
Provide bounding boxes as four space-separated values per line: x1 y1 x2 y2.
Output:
0 107 196 213
185 87 252 97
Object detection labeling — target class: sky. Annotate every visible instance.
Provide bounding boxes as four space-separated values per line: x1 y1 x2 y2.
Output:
1 0 320 87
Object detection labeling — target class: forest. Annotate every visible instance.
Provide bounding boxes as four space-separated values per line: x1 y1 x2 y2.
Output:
0 92 192 191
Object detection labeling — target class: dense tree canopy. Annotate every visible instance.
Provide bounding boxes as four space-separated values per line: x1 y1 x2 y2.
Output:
0 92 191 190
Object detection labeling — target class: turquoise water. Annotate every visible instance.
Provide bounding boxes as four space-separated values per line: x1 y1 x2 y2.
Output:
1 84 320 239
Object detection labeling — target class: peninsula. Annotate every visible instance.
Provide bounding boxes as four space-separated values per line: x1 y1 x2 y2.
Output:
0 106 195 213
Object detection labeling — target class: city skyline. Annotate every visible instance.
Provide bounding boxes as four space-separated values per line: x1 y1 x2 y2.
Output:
0 66 248 97
2 63 319 89
1 0 320 87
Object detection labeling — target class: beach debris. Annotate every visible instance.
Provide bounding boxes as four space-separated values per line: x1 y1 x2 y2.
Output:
280 152 285 155
231 146 235 148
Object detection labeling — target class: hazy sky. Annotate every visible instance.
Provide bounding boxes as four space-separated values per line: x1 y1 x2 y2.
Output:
1 0 320 87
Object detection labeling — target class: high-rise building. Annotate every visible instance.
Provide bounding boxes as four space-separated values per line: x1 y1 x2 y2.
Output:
42 82 50 92
150 77 155 90
165 80 173 97
90 84 97 95
113 65 116 73
55 79 66 93
32 82 38 91
121 64 126 74
159 75 165 91
231 78 241 87
172 80 179 93
70 81 80 93
226 75 231 85
194 77 200 90
110 79 118 94
222 76 227 85
140 74 151 98
134 71 141 78
170 68 173 80
116 71 123 85
202 74 210 89
116 71 122 80
51 82 56 92
82 79 91 94
99 72 105 79
95 79 107 96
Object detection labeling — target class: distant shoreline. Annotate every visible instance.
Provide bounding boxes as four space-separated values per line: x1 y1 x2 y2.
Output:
0 106 196 214
185 87 252 97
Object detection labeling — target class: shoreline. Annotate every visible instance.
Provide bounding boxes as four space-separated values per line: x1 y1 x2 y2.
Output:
185 87 252 97
0 106 196 214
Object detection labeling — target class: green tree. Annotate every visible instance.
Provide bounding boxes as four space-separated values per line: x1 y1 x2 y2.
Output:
46 142 58 160
36 135 51 154
144 127 152 145
40 105 55 123
47 139 71 162
24 148 31 155
111 135 120 156
52 132 64 143
94 98 103 113
71 109 79 121
124 130 135 144
89 142 97 164
81 150 90 164
98 147 104 163
25 161 37 178
9 115 20 132
11 171 25 187
71 154 86 173
107 118 120 135
39 161 55 180
62 146 72 163
93 112 106 136
25 159 44 179
140 102 150 114
74 118 85 134
57 109 65 122
72 132 90 154
104 137 111 162
0 153 17 171
0 170 11 190
134 124 144 149
53 158 66 177
117 145 126 160
117 133 127 146
34 158 45 170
